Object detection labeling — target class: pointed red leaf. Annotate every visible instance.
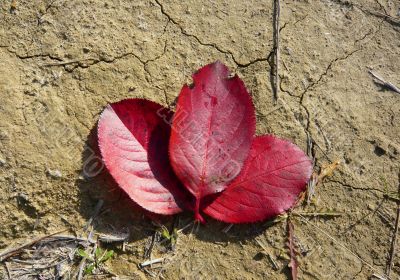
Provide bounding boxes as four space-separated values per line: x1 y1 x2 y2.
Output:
203 135 312 223
169 61 256 221
98 99 189 215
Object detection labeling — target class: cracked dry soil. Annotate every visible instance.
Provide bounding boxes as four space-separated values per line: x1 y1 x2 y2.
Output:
0 0 399 279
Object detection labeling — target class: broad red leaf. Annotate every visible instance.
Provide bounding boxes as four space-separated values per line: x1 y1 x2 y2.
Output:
169 61 256 221
203 135 312 223
98 99 189 215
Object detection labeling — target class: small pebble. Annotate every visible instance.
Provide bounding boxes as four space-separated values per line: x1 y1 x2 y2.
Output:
0 158 6 166
367 203 375 211
0 131 9 140
47 168 62 179
23 90 36 96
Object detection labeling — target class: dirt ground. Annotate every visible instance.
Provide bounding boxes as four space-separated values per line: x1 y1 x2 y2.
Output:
0 0 399 279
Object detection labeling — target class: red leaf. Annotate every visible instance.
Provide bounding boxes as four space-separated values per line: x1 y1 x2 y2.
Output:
169 61 256 221
203 135 312 223
98 99 189 215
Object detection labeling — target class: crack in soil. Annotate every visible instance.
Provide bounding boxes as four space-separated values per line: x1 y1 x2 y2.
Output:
299 48 360 107
330 0 400 28
154 0 270 68
142 39 168 81
275 17 384 165
3 47 63 62
1 41 167 82
328 179 388 196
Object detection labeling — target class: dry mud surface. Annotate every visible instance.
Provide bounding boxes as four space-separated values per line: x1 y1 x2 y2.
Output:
0 0 399 279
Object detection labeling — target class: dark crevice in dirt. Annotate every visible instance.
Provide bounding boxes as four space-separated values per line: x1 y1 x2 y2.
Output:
374 0 388 15
279 15 308 35
278 74 300 98
293 15 308 27
330 0 400 28
61 46 167 82
299 48 360 106
293 21 383 161
354 19 384 46
278 29 370 167
354 28 374 45
3 47 63 62
327 179 387 195
279 22 287 32
280 22 380 101
143 39 168 75
278 21 378 162
296 48 360 158
2 42 166 82
352 263 364 279
63 52 145 73
142 40 170 95
154 0 270 68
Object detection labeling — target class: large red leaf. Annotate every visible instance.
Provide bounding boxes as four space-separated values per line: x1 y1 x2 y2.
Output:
169 61 256 221
98 99 189 215
203 135 312 223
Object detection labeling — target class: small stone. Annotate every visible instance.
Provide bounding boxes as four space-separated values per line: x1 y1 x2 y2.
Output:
65 64 75 72
0 158 5 166
0 131 9 141
24 90 36 96
367 203 375 211
47 169 62 179
78 173 89 181
284 46 293 56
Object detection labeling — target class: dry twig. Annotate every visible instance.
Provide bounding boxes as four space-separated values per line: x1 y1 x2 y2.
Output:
386 171 400 277
368 70 400 94
272 0 281 104
287 219 298 280
41 58 98 67
47 235 96 244
222 224 233 233
306 160 340 204
0 229 67 262
4 262 11 280
139 257 164 268
144 231 159 259
255 238 280 270
77 244 97 280
84 199 104 232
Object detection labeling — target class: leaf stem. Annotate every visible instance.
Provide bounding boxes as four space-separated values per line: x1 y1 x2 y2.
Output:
194 198 205 223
